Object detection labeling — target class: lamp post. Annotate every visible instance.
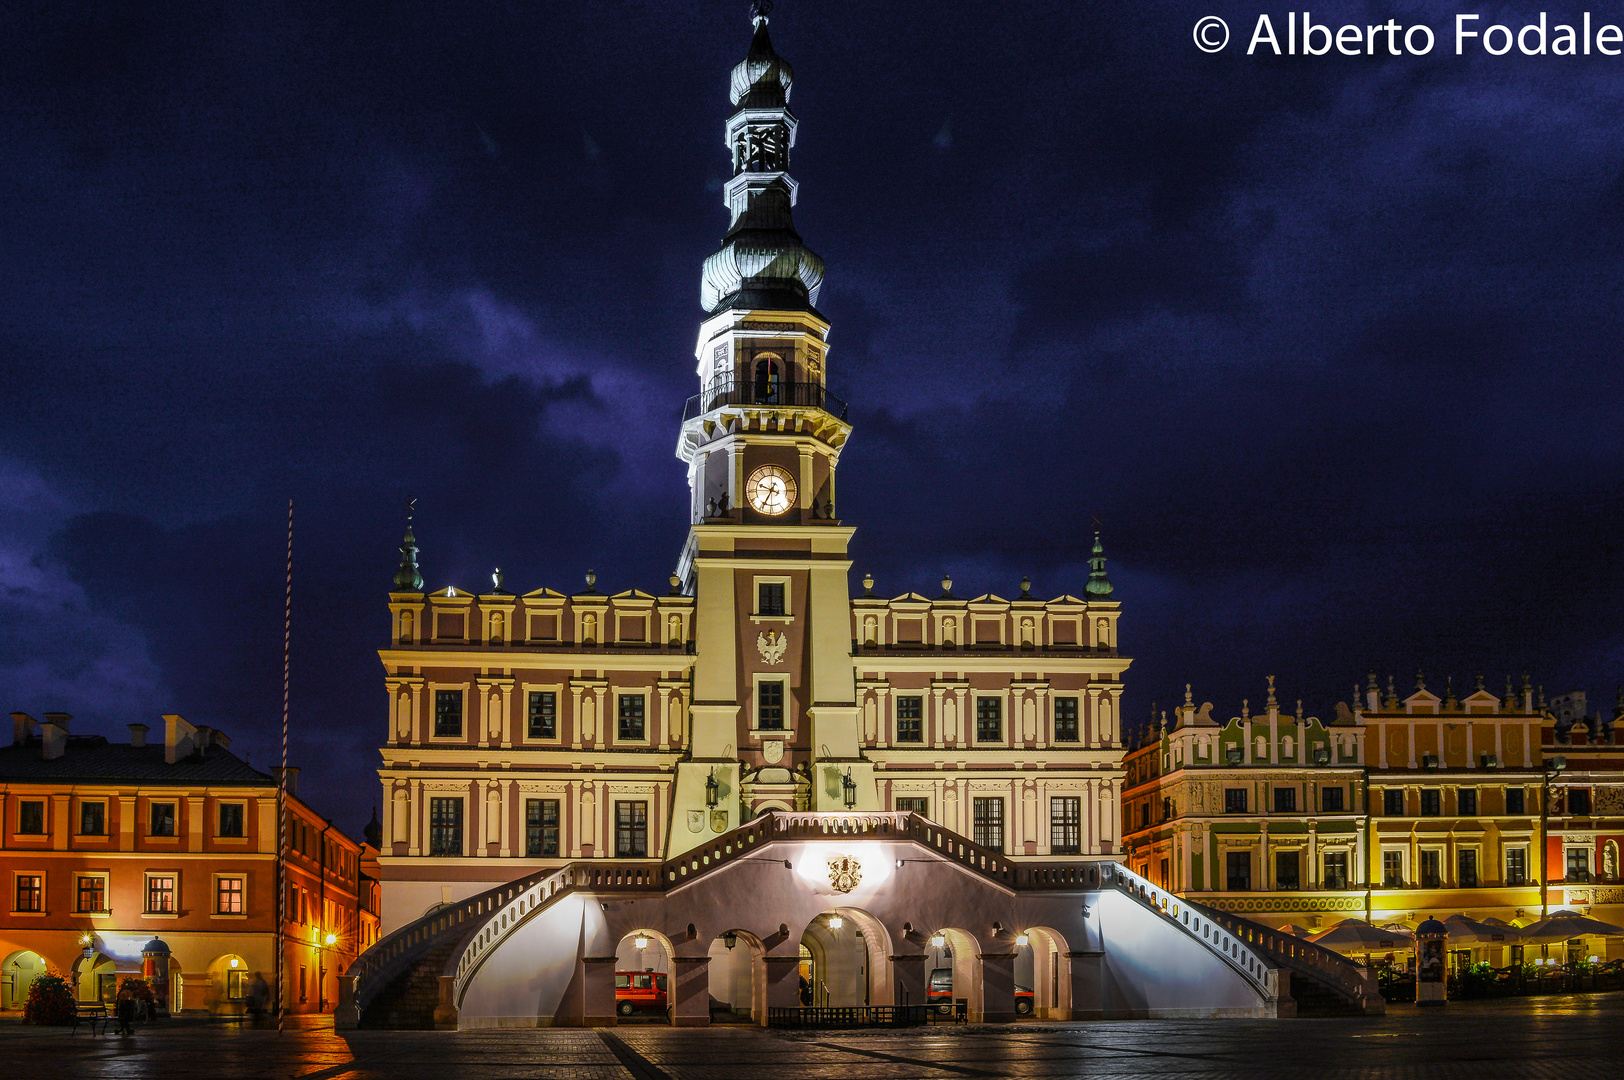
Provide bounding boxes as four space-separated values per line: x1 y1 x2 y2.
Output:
314 929 338 1012
1541 755 1567 919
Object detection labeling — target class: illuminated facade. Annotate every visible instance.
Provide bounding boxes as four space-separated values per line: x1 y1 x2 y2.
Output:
1123 675 1561 944
1542 693 1624 931
0 711 378 1015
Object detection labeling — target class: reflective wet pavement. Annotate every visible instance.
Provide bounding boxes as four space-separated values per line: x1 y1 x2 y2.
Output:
4 995 1623 1079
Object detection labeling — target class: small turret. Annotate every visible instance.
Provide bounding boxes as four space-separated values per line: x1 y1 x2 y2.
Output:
1085 533 1114 600
393 501 424 592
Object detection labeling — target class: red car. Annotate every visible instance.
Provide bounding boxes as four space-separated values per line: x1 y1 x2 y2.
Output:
615 971 668 1015
927 967 1033 1015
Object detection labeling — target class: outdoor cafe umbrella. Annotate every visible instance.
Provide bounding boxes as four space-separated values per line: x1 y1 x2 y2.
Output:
1517 911 1624 945
1442 914 1521 946
1278 924 1315 938
1308 918 1414 955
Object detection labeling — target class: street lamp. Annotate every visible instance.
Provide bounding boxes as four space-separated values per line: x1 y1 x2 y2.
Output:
1541 755 1567 918
827 915 844 930
314 928 340 1012
634 934 650 951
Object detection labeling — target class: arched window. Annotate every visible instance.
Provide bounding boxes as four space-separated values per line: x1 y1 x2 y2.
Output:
754 356 781 403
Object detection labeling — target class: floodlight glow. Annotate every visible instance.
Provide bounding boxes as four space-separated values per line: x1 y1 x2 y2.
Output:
828 915 844 930
634 935 650 950
1016 933 1030 947
930 934 946 948
229 958 240 969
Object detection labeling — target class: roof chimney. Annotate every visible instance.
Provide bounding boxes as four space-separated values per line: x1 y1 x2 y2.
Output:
129 723 149 747
271 766 300 799
11 712 34 747
163 713 197 764
41 712 71 760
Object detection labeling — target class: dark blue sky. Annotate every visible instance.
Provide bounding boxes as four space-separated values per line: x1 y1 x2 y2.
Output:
3 2 1622 834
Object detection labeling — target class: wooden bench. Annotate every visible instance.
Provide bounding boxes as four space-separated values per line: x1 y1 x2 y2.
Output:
71 1002 109 1036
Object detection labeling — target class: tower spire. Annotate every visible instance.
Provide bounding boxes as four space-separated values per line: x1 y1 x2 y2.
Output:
393 498 424 592
1085 533 1114 600
701 3 824 314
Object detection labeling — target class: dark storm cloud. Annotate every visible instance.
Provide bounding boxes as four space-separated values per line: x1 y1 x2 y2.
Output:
2 1 1623 828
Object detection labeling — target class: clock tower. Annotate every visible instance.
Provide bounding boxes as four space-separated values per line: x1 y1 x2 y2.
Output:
670 3 872 853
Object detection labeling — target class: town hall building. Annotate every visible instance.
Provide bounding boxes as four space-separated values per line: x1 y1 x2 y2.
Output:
341 7 1381 1029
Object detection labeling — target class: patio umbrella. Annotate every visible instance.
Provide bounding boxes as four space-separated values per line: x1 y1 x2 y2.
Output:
1308 918 1414 954
1442 914 1521 945
1518 912 1624 945
1278 924 1315 937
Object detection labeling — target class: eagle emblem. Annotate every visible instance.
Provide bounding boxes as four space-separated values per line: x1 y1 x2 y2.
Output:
757 630 787 665
827 855 863 893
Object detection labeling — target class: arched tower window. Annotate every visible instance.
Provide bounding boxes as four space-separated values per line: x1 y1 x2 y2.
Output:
754 356 781 403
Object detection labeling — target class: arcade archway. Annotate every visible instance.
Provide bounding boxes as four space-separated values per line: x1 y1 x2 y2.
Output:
2 950 47 1011
614 929 673 1023
799 908 892 1008
924 927 983 1020
706 929 765 1024
1024 926 1071 1019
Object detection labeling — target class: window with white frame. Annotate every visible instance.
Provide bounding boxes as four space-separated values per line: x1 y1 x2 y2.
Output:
76 873 108 914
145 872 178 914
13 872 43 913
617 694 647 741
754 576 790 617
216 875 245 914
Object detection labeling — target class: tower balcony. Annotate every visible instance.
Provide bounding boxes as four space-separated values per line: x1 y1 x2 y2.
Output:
682 378 848 422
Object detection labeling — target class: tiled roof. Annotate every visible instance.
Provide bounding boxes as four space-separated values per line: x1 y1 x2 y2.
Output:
0 736 272 786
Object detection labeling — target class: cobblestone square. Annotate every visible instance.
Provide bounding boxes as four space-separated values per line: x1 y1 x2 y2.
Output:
3 995 1622 1080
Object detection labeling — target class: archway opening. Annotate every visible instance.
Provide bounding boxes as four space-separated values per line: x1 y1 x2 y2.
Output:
614 930 673 1024
72 952 118 1004
924 928 982 1020
706 929 765 1024
1024 926 1071 1019
204 954 257 1015
2 950 48 1011
800 908 890 1008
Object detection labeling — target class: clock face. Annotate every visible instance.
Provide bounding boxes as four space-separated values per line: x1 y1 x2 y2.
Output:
745 465 796 516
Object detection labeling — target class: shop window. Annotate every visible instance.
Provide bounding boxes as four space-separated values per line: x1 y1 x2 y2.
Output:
528 692 557 739
526 799 560 857
1054 697 1080 742
895 696 923 742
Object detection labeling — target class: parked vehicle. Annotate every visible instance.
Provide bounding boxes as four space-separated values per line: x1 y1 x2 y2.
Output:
614 970 668 1015
926 967 1033 1015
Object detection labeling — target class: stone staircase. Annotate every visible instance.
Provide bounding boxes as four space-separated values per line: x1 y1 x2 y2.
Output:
1193 907 1385 1016
360 936 466 1029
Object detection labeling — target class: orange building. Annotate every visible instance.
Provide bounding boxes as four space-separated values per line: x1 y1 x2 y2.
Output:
1 711 378 1015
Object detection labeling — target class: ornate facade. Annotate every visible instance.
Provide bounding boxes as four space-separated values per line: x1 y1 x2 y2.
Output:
374 9 1127 934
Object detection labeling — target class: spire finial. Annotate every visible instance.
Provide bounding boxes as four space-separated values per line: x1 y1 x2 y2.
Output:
393 498 424 591
1085 532 1114 600
750 0 773 24
1266 675 1278 709
862 573 875 596
1184 683 1194 707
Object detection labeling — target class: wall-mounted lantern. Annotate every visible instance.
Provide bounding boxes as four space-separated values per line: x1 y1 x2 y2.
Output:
842 768 857 808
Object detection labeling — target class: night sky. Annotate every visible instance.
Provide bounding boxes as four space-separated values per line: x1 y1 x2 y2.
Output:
4 2 1623 835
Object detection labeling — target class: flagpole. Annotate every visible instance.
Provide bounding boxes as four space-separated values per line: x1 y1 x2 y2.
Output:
276 499 292 1033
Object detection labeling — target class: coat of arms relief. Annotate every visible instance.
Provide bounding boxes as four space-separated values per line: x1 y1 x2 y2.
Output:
827 855 862 892
757 630 787 665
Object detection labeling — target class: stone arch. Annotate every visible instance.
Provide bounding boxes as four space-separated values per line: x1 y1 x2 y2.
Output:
614 929 673 1022
201 953 253 1014
926 926 984 1020
2 949 49 1011
1024 926 1071 1019
799 907 892 1008
70 950 121 1004
706 928 766 1024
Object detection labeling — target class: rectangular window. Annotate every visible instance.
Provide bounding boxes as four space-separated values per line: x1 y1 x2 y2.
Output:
18 800 45 834
79 801 106 836
1383 789 1405 816
77 875 106 913
1323 851 1349 890
617 695 646 740
150 801 176 837
1505 787 1525 815
226 969 245 999
895 696 923 742
1506 847 1527 886
299 966 307 1004
1273 787 1297 813
146 874 177 913
972 797 1005 852
1053 697 1080 742
218 803 245 838
1567 848 1591 881
14 874 42 912
1050 797 1081 854
1226 850 1251 891
1275 849 1300 890
1419 789 1441 817
526 799 560 857
1383 850 1404 887
757 682 784 730
758 582 786 616
615 801 648 857
1457 788 1478 817
527 691 557 739
434 690 464 737
895 797 929 818
1569 788 1592 816
1224 788 1248 813
1458 849 1479 889
975 698 1003 742
1321 786 1345 813
1419 849 1441 889
217 876 245 914
429 798 463 856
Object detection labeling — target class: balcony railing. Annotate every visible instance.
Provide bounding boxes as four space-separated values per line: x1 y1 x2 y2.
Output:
683 379 849 421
